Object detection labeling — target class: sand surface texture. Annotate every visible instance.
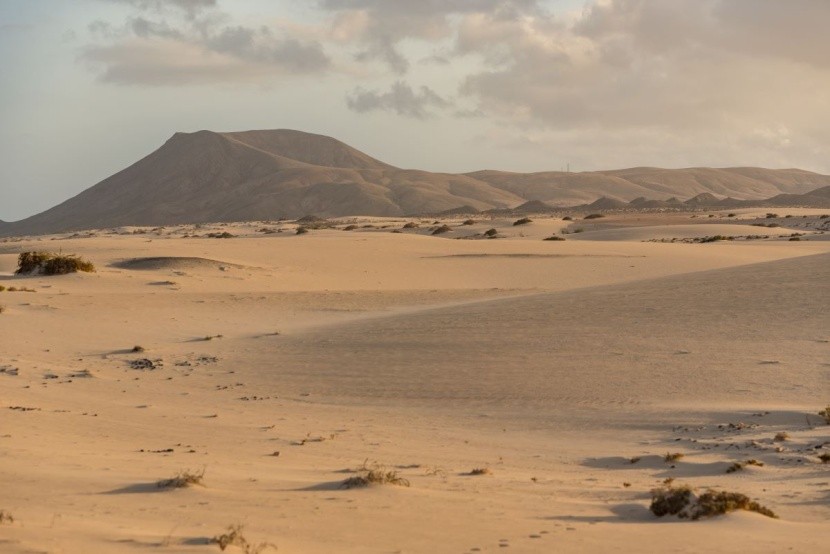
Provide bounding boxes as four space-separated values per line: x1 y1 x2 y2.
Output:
1 211 828 553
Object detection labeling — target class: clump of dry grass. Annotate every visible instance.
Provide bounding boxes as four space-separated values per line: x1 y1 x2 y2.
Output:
513 217 532 226
726 459 764 473
431 225 453 235
0 510 13 524
818 453 830 464
16 252 95 275
650 485 777 520
818 405 830 425
212 525 276 553
664 452 685 463
157 468 205 489
773 431 789 441
341 461 410 489
467 468 492 476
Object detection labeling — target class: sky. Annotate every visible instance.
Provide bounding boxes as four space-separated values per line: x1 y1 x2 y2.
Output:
2 0 829 221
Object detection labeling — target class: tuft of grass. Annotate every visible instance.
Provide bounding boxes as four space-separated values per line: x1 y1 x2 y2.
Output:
629 456 641 464
468 468 492 476
342 224 358 231
131 345 145 353
584 213 604 219
204 334 223 341
212 525 276 553
543 236 565 241
462 219 476 225
818 453 830 464
157 468 205 489
818 406 830 425
650 485 777 520
0 510 13 524
726 459 764 473
205 232 234 239
513 217 532 226
295 226 309 235
664 452 685 463
484 228 498 238
16 251 95 275
431 225 453 235
773 431 789 442
402 222 419 229
341 462 410 489
0 285 5 291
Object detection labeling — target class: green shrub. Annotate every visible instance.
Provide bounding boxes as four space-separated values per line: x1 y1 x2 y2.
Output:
16 252 95 275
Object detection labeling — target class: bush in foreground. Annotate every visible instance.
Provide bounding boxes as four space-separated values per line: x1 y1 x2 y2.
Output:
16 252 95 275
650 485 777 520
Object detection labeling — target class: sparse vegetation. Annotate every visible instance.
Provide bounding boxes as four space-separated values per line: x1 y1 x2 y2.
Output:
650 485 777 520
16 251 95 275
462 219 476 225
212 525 276 553
664 452 684 463
402 222 419 229
513 217 532 226
0 510 13 524
205 232 234 239
562 216 573 221
773 431 789 442
157 468 205 489
584 213 604 219
0 305 5 314
726 459 764 473
818 405 830 425
296 226 309 235
543 236 565 241
343 224 358 231
131 345 145 353
484 228 498 238
818 453 830 464
468 468 492 476
341 461 410 488
431 225 452 235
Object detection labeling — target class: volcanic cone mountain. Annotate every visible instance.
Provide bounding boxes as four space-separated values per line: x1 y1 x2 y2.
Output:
4 129 830 236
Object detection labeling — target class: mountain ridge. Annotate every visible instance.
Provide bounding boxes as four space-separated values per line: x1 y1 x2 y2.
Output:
3 129 830 236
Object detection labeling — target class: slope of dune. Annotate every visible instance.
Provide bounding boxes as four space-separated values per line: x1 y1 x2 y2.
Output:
4 129 830 237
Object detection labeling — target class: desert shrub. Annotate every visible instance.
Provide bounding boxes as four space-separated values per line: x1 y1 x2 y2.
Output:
0 305 5 314
562 216 573 221
343 224 358 231
726 459 763 473
431 225 452 235
157 468 205 489
766 213 778 219
16 252 95 275
513 217 532 226
462 219 476 226
572 228 584 233
402 222 419 229
484 228 498 237
650 485 776 520
0 286 5 292
819 453 830 464
788 236 801 241
206 232 234 238
544 236 565 241
341 462 410 488
664 452 684 463
213 525 276 553
584 213 604 219
773 431 789 442
468 468 492 475
727 213 736 217
0 510 12 524
818 405 830 424
296 226 309 235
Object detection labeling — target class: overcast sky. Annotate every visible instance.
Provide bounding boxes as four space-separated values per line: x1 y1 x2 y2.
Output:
2 0 829 221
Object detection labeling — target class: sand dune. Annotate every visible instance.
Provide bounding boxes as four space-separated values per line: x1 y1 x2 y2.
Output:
1 213 828 553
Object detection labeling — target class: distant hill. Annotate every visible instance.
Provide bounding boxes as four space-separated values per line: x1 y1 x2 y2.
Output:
3 129 830 236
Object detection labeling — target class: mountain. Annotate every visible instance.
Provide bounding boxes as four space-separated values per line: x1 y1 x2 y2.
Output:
3 129 830 236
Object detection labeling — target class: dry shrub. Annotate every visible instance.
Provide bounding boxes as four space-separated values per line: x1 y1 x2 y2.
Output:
342 461 410 489
650 485 777 520
157 468 205 489
16 252 95 275
213 525 276 553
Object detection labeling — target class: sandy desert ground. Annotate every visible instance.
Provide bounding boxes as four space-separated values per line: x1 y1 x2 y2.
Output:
1 210 829 553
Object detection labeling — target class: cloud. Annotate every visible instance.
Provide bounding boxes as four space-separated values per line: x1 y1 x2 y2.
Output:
322 0 543 73
346 81 450 118
83 1 329 85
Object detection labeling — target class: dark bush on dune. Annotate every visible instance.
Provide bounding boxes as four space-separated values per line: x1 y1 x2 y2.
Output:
584 213 605 219
513 217 532 226
431 225 453 235
16 252 95 275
